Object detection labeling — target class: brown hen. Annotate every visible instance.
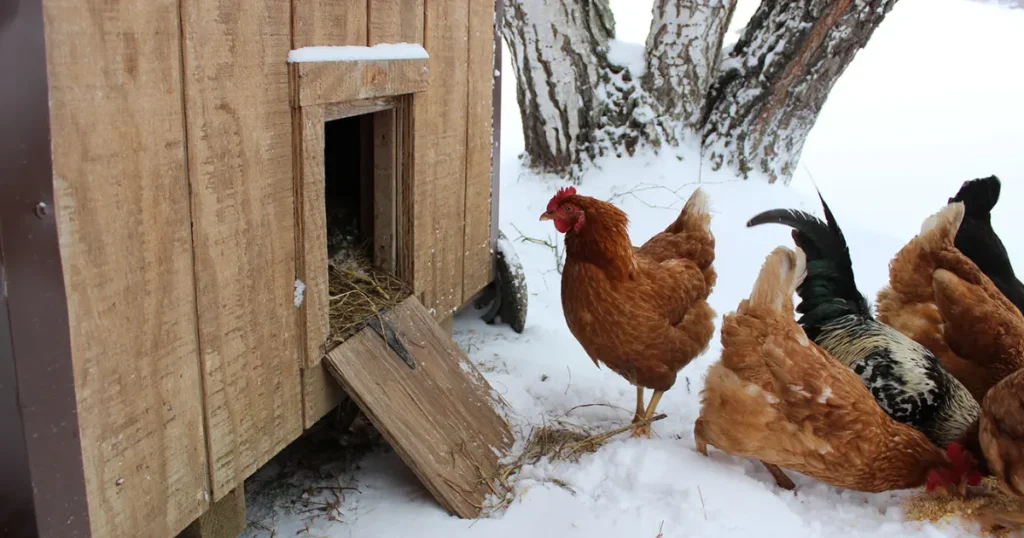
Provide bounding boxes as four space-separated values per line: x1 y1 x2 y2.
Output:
978 368 1024 528
877 202 1024 403
696 246 970 493
540 186 716 437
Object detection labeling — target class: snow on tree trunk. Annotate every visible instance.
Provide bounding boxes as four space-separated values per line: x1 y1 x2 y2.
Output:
701 0 899 184
642 0 737 142
502 0 654 176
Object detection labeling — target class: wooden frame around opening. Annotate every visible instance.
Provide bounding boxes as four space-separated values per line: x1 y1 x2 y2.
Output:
293 94 416 427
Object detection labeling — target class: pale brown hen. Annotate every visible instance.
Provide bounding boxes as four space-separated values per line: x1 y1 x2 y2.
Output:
541 186 716 437
695 247 974 493
877 202 1024 403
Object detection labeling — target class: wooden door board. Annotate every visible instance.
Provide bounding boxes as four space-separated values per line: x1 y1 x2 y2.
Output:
322 296 512 518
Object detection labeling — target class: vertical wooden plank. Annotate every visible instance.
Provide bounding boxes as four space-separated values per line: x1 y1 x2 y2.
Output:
42 0 210 536
293 0 368 48
373 109 398 272
413 0 471 319
396 94 417 286
182 0 303 499
462 0 497 300
295 105 329 371
302 364 347 428
368 0 425 45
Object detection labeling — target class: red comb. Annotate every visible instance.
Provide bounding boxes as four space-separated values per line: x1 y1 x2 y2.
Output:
547 186 577 212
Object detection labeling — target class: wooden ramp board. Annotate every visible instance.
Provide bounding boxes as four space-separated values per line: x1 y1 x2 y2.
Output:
323 296 512 518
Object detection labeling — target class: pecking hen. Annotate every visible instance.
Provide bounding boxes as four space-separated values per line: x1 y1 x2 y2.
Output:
948 175 1024 315
540 186 716 438
695 246 976 493
746 194 980 448
877 202 1024 403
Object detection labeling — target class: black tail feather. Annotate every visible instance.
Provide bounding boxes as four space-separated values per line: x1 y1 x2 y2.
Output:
747 192 872 333
949 175 1000 218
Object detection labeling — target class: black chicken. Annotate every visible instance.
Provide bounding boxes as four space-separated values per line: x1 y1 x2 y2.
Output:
948 175 1024 315
746 193 980 448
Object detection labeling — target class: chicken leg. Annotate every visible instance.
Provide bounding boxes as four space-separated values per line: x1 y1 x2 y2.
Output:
631 390 664 438
695 418 795 489
632 386 645 424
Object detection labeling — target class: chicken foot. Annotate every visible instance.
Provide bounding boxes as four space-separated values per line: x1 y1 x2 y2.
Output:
631 390 664 438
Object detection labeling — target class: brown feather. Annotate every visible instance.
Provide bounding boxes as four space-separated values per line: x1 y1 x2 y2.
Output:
556 188 716 392
698 247 950 493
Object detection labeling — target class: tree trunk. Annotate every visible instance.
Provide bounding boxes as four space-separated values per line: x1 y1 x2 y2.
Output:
642 0 737 143
701 0 899 184
502 0 654 176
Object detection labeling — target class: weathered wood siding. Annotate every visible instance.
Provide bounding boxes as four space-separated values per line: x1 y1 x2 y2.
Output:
44 0 497 533
43 1 209 536
181 0 304 500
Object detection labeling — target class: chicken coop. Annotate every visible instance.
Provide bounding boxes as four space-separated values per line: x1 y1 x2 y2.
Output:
0 1 514 538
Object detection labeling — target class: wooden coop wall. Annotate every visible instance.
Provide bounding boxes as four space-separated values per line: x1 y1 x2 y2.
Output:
292 0 498 428
40 0 497 537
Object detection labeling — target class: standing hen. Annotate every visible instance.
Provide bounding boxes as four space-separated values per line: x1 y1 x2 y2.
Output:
540 187 716 437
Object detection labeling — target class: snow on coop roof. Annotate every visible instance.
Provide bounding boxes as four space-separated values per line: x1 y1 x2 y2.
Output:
287 43 429 63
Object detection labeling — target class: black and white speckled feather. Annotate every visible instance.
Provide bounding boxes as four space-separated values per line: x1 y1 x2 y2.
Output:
748 191 981 447
815 315 980 446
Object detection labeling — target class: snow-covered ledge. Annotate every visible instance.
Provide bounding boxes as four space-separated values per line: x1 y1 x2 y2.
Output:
288 43 430 107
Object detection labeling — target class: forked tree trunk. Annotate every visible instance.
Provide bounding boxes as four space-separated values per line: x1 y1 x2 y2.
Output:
642 0 737 143
701 0 899 184
502 0 654 175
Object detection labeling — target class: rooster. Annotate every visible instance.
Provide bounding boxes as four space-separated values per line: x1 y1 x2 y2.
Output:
540 186 716 437
746 193 980 448
696 246 977 493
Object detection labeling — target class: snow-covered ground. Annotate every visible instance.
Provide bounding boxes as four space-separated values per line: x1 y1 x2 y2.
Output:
243 0 1024 536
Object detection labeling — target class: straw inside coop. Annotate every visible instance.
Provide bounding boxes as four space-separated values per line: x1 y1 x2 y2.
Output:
326 250 411 351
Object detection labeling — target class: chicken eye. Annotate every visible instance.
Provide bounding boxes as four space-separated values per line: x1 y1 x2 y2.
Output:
562 205 574 213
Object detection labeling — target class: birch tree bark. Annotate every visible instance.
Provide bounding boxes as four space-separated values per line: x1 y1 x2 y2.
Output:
701 0 899 183
642 0 737 143
502 0 656 175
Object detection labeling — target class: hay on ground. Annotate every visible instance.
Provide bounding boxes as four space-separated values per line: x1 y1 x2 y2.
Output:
902 477 1024 536
483 414 667 514
326 250 411 350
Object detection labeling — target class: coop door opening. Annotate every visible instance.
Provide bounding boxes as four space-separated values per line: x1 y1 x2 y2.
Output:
323 109 410 347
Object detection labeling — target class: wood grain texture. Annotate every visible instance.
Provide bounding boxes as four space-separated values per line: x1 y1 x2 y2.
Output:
178 486 246 538
42 0 209 536
368 0 425 45
373 108 398 272
302 363 347 429
323 96 399 121
462 0 497 301
323 297 512 518
396 94 416 285
291 59 430 107
413 0 470 318
292 0 367 48
294 105 329 371
182 0 302 499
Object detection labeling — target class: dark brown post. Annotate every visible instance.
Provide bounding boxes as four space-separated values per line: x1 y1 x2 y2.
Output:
0 0 92 537
489 0 503 280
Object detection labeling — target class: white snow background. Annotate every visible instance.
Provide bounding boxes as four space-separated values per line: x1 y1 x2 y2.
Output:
246 0 1024 536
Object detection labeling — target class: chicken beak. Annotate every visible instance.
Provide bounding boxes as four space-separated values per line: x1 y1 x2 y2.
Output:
539 211 554 221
